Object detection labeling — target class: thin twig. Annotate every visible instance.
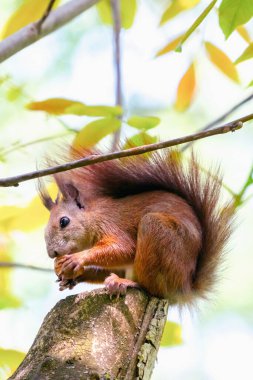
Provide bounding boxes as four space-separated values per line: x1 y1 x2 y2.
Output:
36 0 57 33
0 115 250 188
182 93 253 151
0 262 53 272
111 0 123 151
0 0 100 63
0 131 72 157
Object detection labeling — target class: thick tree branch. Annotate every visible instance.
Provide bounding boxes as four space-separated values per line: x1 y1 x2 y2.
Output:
0 262 52 272
182 92 253 151
0 0 100 63
10 288 169 380
0 116 249 187
111 0 123 150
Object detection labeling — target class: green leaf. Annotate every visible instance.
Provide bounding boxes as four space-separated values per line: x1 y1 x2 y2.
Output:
124 132 157 150
0 348 25 376
65 104 122 117
160 321 183 347
97 0 137 29
248 80 253 87
219 0 253 39
72 118 121 149
205 42 240 82
127 116 160 130
0 294 21 309
160 0 200 26
234 43 253 64
175 0 218 52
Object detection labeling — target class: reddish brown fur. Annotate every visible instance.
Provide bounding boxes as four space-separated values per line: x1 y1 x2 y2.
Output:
41 149 234 304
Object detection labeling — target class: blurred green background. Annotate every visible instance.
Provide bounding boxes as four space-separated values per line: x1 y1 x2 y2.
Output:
0 0 253 379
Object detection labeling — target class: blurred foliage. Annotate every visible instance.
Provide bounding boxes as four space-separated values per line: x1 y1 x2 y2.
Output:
0 348 25 379
0 0 253 377
160 321 183 347
0 0 61 39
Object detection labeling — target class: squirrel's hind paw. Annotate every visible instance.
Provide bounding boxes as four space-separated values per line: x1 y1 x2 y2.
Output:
104 273 140 299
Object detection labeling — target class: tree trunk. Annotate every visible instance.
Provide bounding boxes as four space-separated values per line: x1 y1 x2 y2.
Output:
10 288 169 380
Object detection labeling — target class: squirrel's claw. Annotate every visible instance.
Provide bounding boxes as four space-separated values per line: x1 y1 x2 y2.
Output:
104 273 140 299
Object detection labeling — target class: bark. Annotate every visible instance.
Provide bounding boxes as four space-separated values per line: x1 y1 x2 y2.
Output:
10 288 169 380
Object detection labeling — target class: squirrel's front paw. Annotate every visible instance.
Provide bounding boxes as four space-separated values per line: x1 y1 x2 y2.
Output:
57 253 85 278
58 278 77 291
104 273 140 298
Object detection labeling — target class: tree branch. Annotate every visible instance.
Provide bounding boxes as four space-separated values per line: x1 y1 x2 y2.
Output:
0 0 100 63
0 116 249 187
111 0 123 151
0 262 53 272
10 288 169 380
182 92 253 151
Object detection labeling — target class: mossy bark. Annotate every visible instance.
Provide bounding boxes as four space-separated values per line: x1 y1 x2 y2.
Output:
10 288 169 380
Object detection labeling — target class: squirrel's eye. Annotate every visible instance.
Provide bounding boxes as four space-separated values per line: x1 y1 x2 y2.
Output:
60 216 70 228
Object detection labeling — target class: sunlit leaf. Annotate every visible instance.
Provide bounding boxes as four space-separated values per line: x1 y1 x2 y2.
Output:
205 42 240 83
27 98 81 115
0 184 57 232
248 80 253 87
175 63 196 111
160 0 200 26
65 104 122 117
127 116 160 130
0 348 25 376
160 321 183 347
234 43 253 64
124 132 157 150
237 25 251 43
72 118 121 149
27 98 122 117
155 34 184 57
6 85 24 102
1 0 61 39
176 0 217 52
97 0 137 29
0 245 21 310
219 0 253 39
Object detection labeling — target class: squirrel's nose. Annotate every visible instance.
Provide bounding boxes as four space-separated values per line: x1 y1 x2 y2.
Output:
48 250 59 258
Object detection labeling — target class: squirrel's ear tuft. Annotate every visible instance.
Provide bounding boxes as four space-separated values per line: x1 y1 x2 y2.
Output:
37 179 55 210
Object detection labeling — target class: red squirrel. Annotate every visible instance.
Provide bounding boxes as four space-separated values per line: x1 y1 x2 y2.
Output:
40 149 233 304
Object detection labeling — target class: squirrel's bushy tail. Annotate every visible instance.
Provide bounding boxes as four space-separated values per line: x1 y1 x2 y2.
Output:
59 149 235 300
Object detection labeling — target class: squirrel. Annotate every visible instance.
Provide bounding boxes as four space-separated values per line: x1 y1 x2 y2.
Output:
39 149 234 304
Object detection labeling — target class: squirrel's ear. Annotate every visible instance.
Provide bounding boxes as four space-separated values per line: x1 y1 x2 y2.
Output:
64 183 79 200
37 179 55 210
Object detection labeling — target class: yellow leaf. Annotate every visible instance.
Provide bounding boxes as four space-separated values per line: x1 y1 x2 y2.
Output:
97 0 137 29
205 42 240 83
26 98 82 115
155 34 184 57
0 348 25 376
160 0 200 26
72 118 121 149
1 0 61 39
160 321 183 347
0 184 57 232
234 43 253 64
237 26 251 44
175 63 196 112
